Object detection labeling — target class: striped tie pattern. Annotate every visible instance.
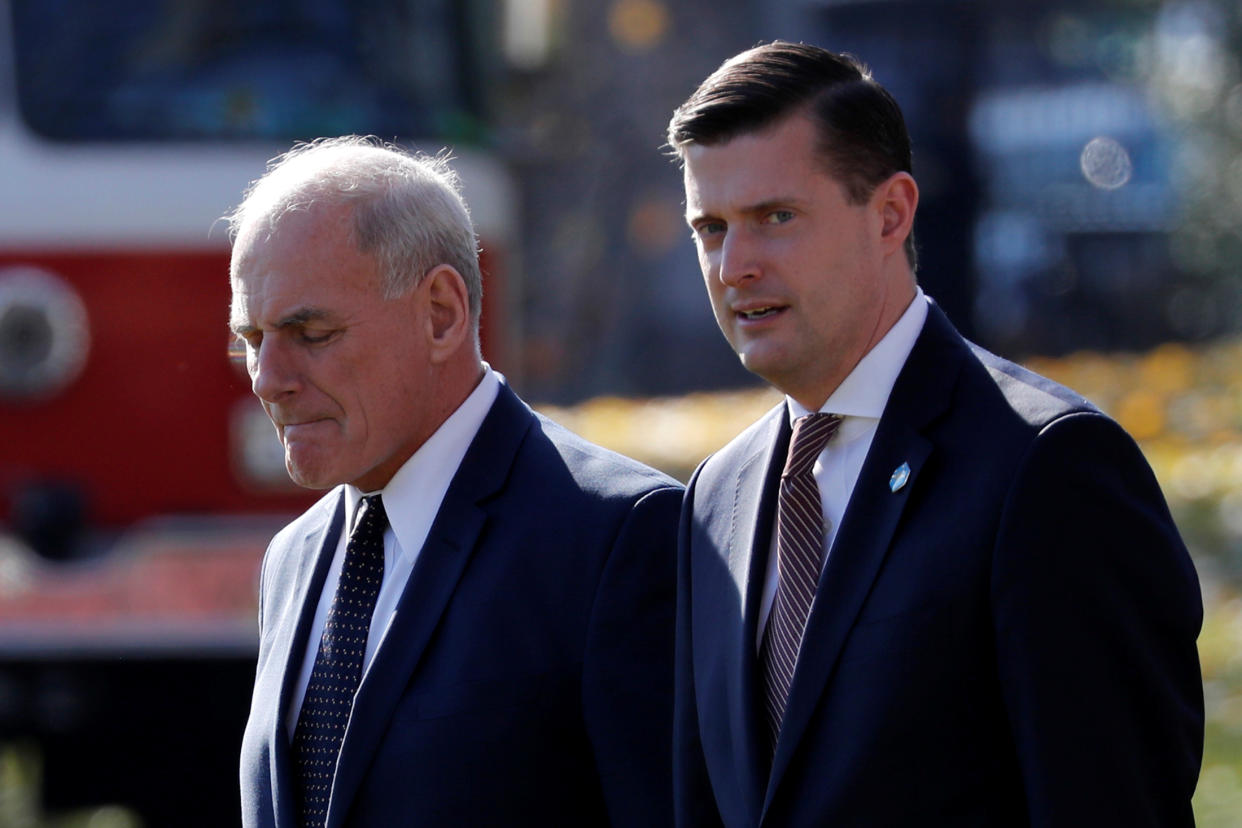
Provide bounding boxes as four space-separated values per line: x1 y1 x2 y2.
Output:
292 495 388 827
760 412 842 746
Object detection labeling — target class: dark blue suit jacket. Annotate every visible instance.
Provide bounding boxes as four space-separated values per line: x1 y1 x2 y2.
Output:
240 381 682 827
675 303 1203 827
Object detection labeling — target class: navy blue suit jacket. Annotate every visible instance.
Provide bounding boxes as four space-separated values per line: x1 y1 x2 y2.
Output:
241 381 682 827
674 303 1203 827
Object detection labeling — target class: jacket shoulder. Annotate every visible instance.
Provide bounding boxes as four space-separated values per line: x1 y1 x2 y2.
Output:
913 300 1100 435
532 411 683 498
966 342 1101 429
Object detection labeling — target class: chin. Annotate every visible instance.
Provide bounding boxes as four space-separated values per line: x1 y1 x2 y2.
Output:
285 459 340 491
740 359 811 403
288 472 336 491
737 350 785 385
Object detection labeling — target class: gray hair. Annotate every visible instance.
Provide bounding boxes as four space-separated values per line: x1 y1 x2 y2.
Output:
227 135 483 319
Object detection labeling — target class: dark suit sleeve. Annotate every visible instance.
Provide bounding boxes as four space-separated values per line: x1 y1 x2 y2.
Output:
990 411 1203 827
672 471 726 828
581 484 682 828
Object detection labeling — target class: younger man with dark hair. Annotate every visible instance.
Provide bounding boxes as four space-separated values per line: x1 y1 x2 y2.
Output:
669 42 1202 827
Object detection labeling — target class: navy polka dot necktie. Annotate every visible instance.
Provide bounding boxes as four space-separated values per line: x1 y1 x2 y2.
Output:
292 494 388 827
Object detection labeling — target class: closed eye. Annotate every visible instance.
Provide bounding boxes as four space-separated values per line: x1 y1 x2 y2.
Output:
300 329 338 345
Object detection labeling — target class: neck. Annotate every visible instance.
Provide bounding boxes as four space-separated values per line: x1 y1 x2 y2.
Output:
787 281 918 411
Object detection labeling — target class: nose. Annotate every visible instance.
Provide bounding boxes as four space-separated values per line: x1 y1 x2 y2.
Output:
717 227 759 287
249 336 300 403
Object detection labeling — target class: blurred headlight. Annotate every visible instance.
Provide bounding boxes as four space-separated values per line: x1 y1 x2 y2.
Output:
0 266 90 400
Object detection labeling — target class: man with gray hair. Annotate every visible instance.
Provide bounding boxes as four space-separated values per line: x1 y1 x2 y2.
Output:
230 136 680 827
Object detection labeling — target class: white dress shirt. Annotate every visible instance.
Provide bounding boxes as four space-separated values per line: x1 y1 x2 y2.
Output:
756 291 929 649
286 365 501 737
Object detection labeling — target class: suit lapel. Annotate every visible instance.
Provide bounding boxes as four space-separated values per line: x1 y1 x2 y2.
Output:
325 383 533 827
762 305 965 814
693 403 790 820
733 409 791 802
270 491 347 828
733 409 791 656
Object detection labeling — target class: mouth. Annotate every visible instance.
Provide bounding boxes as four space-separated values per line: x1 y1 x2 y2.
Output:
735 305 785 321
279 418 332 436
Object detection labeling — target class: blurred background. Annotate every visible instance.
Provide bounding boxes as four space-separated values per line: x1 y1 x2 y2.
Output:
1 0 1241 824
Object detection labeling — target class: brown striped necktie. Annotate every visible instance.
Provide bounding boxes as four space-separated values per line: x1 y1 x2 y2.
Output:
292 494 387 827
759 412 843 747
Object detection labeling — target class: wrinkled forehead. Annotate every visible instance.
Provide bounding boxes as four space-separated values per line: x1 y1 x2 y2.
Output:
231 200 355 271
230 203 372 311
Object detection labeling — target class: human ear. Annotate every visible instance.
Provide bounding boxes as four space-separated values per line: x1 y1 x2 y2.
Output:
876 172 918 257
422 264 472 362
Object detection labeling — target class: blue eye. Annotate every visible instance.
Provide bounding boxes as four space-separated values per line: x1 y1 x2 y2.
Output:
763 210 794 225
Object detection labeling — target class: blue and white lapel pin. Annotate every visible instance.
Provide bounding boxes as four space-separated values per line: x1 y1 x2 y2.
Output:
889 462 911 493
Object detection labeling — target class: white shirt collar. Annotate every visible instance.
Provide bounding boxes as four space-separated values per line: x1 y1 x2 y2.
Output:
344 363 501 557
788 288 929 429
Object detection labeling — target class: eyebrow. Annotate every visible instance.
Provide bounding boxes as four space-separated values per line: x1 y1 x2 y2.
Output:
686 197 803 225
230 307 335 337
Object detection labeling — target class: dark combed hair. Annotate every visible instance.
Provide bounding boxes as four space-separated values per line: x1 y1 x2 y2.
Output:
668 41 917 267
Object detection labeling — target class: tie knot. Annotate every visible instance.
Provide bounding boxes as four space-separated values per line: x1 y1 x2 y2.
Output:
784 413 842 477
354 494 388 539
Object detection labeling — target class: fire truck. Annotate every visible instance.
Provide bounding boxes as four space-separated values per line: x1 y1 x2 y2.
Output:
0 1 516 823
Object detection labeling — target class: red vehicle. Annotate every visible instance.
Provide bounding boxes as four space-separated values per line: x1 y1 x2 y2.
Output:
0 1 515 823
